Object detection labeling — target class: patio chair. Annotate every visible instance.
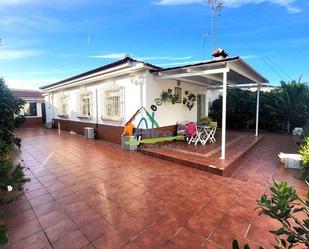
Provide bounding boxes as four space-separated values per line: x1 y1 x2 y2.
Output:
188 123 207 146
187 122 198 145
208 122 217 143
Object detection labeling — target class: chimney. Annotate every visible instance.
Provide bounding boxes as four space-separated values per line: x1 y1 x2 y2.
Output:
211 48 228 61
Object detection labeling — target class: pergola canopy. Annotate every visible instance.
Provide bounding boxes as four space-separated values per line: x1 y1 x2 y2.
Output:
152 56 269 160
152 57 269 88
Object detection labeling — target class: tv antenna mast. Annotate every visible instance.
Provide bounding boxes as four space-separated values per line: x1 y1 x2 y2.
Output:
208 0 223 50
203 32 209 60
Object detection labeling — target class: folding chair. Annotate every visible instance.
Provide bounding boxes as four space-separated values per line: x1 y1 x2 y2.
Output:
208 122 217 143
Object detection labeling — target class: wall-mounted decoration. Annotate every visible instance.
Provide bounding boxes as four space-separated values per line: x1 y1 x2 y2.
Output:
174 87 182 103
154 98 162 106
151 105 157 112
161 90 178 104
182 91 196 111
131 74 145 85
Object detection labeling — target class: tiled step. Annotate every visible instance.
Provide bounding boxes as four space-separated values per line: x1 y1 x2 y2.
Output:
141 133 264 176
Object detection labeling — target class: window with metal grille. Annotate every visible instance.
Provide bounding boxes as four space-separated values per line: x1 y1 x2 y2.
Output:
57 93 69 116
102 86 124 121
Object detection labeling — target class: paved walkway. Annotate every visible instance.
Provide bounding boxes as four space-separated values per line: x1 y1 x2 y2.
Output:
1 128 307 249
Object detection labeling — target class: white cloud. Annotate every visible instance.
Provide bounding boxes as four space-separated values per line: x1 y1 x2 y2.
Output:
155 0 302 13
89 53 128 59
158 60 204 66
136 56 192 60
0 49 42 60
5 77 59 90
89 53 193 61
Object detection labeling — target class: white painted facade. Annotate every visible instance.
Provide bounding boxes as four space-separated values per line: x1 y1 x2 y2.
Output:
43 60 219 129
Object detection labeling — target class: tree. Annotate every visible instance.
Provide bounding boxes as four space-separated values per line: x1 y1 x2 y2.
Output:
265 81 309 133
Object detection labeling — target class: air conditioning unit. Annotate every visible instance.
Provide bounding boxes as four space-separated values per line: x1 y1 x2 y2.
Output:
84 127 95 139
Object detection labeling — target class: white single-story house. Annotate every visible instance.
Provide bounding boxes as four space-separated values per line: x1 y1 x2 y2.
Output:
40 49 268 158
11 89 45 127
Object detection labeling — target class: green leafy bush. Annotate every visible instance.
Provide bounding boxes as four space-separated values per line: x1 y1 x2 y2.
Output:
200 116 213 126
299 137 309 181
210 81 309 132
257 180 309 248
0 78 30 244
233 180 309 249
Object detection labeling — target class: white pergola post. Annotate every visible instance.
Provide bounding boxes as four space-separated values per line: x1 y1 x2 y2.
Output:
255 84 260 137
220 71 227 160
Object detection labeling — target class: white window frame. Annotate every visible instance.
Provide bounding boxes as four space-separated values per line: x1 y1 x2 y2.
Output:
57 92 69 118
77 89 92 119
101 86 124 122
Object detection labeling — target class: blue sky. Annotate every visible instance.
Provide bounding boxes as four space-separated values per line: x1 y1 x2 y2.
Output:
0 0 308 89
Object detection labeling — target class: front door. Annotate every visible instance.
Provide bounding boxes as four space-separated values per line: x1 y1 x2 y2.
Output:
197 94 206 122
41 103 46 124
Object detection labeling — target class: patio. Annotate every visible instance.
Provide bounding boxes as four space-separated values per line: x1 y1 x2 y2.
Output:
141 131 264 176
2 128 306 249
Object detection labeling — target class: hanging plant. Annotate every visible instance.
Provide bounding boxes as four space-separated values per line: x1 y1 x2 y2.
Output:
167 88 173 93
161 90 179 105
161 91 171 103
185 90 189 95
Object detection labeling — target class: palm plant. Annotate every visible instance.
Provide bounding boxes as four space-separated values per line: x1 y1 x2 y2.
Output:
265 81 309 133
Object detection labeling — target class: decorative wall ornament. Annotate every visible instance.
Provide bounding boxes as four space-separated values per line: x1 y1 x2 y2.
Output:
154 98 162 106
159 88 195 110
131 74 145 85
183 92 196 110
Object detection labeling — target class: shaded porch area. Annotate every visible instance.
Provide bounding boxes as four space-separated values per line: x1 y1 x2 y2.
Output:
141 131 264 176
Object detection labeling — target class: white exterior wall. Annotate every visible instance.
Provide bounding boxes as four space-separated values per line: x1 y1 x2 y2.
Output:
45 74 143 127
44 68 221 128
145 72 209 127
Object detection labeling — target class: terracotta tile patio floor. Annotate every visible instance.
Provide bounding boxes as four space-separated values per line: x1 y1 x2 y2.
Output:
1 128 307 249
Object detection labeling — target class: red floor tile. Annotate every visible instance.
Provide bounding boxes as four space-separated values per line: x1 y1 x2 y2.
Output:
52 230 89 249
4 129 302 249
171 227 206 249
44 218 78 242
92 229 128 249
11 231 50 249
8 219 42 244
132 228 168 249
80 218 113 242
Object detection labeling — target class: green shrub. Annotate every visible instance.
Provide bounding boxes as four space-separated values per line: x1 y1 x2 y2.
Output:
257 180 309 248
14 115 25 128
0 78 29 244
303 120 309 138
233 180 309 248
200 116 213 126
299 136 309 181
210 81 309 132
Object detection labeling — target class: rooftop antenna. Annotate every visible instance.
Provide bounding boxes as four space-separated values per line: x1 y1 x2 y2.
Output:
203 32 209 60
208 0 223 50
216 2 223 49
